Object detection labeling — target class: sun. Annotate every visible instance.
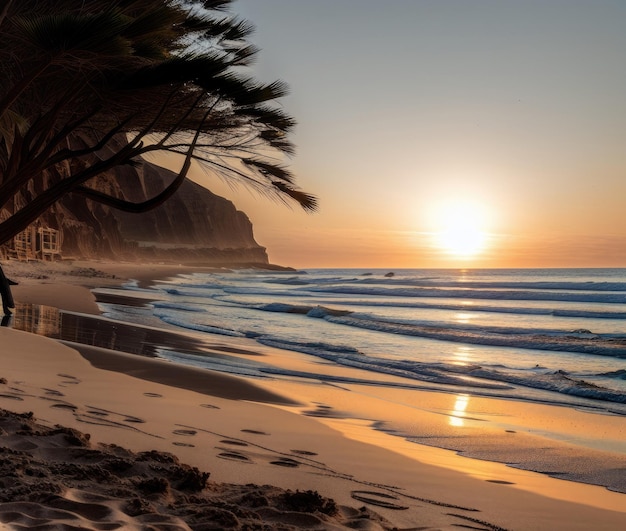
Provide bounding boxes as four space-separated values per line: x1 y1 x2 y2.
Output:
431 200 489 259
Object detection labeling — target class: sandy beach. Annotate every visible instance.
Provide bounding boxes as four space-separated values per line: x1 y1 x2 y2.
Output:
0 259 625 530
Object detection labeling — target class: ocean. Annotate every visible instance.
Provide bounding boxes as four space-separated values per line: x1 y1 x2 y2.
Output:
96 267 626 416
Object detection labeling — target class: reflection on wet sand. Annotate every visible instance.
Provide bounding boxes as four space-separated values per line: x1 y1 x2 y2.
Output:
11 303 60 337
449 394 470 427
6 302 209 359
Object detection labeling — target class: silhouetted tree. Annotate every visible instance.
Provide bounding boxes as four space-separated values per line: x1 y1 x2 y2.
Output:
0 0 315 245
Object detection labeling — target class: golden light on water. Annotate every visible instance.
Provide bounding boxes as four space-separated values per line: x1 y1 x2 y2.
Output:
449 394 470 427
451 346 473 365
453 312 474 324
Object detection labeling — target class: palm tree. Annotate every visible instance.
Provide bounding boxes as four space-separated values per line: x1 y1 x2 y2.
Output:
0 0 316 245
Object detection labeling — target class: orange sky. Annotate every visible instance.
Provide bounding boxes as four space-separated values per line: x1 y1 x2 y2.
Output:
188 1 626 269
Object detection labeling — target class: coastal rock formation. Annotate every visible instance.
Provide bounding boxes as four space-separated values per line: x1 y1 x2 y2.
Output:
1 158 269 265
60 160 268 264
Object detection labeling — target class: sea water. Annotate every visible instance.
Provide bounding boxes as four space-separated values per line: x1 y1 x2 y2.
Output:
97 268 626 416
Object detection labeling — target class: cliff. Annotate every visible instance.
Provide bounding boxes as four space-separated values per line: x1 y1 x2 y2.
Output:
1 159 269 265
64 160 269 264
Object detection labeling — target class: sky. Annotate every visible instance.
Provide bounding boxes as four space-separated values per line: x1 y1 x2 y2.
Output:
188 0 626 269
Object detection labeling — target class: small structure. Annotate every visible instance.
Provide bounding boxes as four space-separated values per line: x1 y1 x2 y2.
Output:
1 225 62 261
12 229 35 261
37 227 61 261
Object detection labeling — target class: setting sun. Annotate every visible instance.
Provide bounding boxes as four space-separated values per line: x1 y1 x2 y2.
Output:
431 200 490 258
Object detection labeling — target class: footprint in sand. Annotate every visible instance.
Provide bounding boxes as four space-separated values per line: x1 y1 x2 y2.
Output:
270 458 300 468
84 406 146 425
0 393 24 401
200 403 220 409
217 451 252 463
303 405 346 419
69 406 157 438
173 429 197 436
290 449 318 456
57 374 80 385
123 416 145 424
350 490 409 511
143 392 162 398
50 403 78 411
219 439 248 447
85 410 108 417
43 389 65 397
240 429 268 435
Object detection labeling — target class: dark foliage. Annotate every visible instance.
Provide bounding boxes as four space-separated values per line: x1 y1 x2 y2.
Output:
0 0 315 245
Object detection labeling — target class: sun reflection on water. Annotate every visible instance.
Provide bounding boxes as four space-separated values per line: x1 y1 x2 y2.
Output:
451 346 473 365
453 311 473 324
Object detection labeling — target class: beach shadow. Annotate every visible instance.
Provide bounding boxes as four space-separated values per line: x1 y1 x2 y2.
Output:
8 303 224 362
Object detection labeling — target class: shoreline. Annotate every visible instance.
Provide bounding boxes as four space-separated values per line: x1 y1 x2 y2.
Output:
1 259 625 529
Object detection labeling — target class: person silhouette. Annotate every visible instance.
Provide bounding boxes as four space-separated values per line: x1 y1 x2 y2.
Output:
0 264 17 316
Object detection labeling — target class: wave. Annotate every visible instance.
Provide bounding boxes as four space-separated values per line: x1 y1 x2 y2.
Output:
330 299 626 320
255 337 510 389
255 337 626 407
598 369 626 380
353 277 626 292
152 301 207 313
302 285 626 304
142 270 626 410
247 271 626 292
247 301 626 357
175 286 626 320
320 312 626 358
157 349 267 377
161 275 626 314
156 315 244 338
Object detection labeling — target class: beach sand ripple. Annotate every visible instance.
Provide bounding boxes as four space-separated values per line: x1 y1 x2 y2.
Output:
0 408 397 530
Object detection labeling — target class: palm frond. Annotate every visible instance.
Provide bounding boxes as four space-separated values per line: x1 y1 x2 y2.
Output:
243 158 294 183
200 1 234 13
0 110 29 144
219 17 256 41
258 129 295 156
120 53 229 89
228 44 259 66
211 75 290 107
272 181 318 212
14 9 133 55
237 105 296 132
122 4 182 36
